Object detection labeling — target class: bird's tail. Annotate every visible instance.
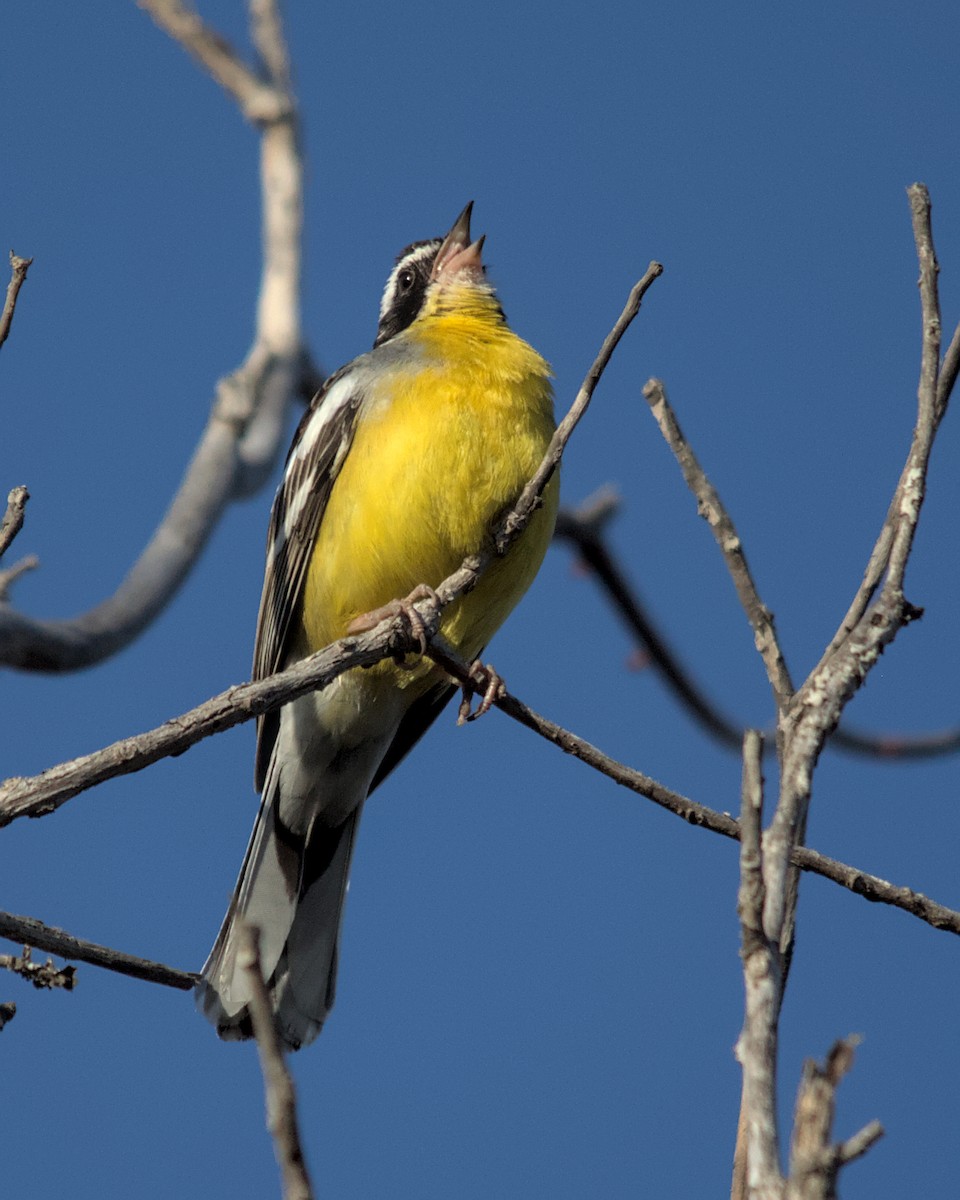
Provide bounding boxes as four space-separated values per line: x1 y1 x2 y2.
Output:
197 780 361 1051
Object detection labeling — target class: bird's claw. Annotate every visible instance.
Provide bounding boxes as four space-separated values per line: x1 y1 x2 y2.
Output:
457 660 505 724
347 584 439 661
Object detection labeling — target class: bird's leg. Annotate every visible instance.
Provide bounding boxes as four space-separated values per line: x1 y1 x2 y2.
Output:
347 583 439 659
457 660 505 724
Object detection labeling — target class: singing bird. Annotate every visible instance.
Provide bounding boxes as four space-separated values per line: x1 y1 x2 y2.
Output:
198 204 559 1049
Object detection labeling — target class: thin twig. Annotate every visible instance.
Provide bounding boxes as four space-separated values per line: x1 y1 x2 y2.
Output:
787 1038 882 1199
823 184 953 659
766 185 955 955
0 253 33 351
496 262 663 551
249 0 293 94
237 925 314 1200
642 378 794 711
0 910 196 990
427 639 960 935
0 486 29 560
0 554 39 601
835 1120 884 1167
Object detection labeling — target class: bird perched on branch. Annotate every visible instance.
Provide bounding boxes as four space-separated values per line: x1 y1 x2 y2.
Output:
198 203 558 1050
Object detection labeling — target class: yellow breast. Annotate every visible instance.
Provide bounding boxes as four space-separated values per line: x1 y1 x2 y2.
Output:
300 294 558 678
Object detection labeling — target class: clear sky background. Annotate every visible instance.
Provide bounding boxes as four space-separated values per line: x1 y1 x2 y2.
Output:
4 3 960 1197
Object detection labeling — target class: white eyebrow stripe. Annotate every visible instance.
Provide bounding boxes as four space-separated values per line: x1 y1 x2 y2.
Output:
378 241 439 322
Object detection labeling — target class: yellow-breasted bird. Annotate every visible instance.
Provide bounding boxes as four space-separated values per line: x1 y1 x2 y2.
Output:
198 203 558 1050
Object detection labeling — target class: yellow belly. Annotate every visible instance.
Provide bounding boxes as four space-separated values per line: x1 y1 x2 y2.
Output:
299 313 557 683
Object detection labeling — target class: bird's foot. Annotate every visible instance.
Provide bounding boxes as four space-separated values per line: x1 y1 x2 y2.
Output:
347 584 439 660
457 660 505 724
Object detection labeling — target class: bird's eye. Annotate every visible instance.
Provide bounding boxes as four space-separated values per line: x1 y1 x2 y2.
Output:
396 267 415 294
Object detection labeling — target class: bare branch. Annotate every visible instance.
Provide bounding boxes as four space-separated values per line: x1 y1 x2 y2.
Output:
734 731 783 1200
767 185 955 955
824 183 953 658
835 1121 884 1167
0 486 29 560
0 615 425 827
0 944 76 990
0 252 33 351
249 0 293 94
238 925 315 1200
427 639 960 936
0 554 39 601
138 0 290 122
0 2 308 672
642 377 794 711
0 910 196 990
787 1039 882 1200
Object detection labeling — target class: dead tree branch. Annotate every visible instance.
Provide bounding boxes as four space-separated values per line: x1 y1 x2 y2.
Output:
238 924 315 1200
0 0 311 671
0 252 33 351
0 944 76 990
0 486 29 561
787 1040 884 1200
0 910 195 990
642 379 794 711
726 184 955 1197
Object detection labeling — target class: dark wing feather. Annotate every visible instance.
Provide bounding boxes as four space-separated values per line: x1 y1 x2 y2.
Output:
253 366 364 790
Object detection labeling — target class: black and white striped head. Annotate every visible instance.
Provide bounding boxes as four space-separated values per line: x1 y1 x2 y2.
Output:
373 202 491 348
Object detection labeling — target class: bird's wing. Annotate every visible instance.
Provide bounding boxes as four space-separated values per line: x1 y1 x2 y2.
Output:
253 366 364 789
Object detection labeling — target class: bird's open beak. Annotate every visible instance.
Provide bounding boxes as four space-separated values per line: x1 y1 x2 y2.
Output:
431 202 485 283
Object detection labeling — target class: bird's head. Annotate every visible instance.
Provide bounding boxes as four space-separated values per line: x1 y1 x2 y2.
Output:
374 202 501 348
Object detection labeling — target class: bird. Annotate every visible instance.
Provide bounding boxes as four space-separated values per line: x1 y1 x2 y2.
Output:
197 203 559 1050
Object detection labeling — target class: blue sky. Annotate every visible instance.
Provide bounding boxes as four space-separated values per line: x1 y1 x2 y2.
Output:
4 3 960 1197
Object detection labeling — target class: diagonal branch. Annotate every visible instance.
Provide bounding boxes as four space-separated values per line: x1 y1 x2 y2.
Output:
642 377 794 712
0 910 196 990
496 263 663 551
